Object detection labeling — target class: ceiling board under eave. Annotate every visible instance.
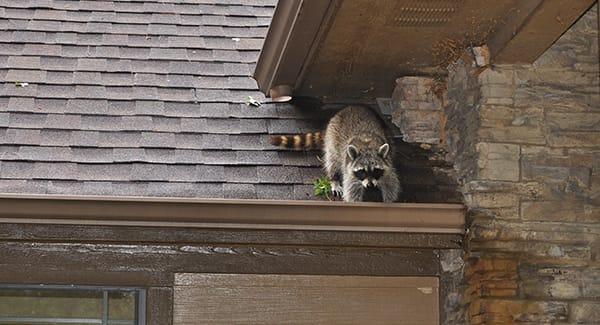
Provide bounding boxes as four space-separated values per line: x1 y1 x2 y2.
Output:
298 0 523 98
288 0 596 99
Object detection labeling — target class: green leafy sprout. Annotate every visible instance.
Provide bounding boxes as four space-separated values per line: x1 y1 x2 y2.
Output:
313 177 332 200
246 96 262 107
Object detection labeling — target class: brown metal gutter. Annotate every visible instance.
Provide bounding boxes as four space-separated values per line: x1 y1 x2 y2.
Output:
0 194 465 234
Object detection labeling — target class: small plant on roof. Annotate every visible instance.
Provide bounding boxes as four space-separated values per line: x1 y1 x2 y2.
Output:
246 96 262 107
313 176 333 200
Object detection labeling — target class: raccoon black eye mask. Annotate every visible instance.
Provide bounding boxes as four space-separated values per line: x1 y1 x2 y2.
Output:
353 168 384 180
270 105 401 202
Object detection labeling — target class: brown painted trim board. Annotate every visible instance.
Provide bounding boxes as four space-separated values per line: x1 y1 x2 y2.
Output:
0 242 441 286
495 0 598 62
253 0 335 95
0 223 463 248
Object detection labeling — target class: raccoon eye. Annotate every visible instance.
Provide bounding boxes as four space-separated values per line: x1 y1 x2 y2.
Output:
371 168 384 179
354 169 367 180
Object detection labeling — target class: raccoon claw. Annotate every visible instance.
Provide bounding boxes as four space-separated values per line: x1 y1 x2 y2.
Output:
331 181 343 197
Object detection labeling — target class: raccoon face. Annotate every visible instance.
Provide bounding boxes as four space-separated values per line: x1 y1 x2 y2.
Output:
346 143 390 189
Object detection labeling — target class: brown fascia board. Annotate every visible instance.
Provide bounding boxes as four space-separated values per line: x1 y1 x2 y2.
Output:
0 194 465 234
253 0 335 96
492 0 597 63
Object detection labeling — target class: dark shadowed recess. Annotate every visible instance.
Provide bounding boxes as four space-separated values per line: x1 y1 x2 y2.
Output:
294 97 462 204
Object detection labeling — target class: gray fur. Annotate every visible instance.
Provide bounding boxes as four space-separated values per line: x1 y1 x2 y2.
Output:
323 105 401 202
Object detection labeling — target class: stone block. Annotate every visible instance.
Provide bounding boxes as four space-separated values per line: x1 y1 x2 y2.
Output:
417 101 442 111
574 62 600 72
470 241 591 260
481 85 514 99
479 106 515 123
479 126 546 145
521 145 566 156
528 69 598 88
521 266 600 300
547 112 600 131
472 46 490 67
479 106 546 144
548 131 600 148
392 76 446 144
393 109 443 144
464 180 548 200
521 200 599 223
470 299 568 323
466 193 519 209
570 301 600 323
401 110 442 130
482 97 514 106
485 207 520 219
522 164 591 186
470 219 599 244
478 68 514 85
510 107 545 127
393 76 441 107
513 87 544 106
467 281 518 298
542 90 597 113
476 142 520 181
466 258 518 278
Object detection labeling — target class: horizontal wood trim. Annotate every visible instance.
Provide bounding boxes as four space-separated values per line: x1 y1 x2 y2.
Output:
175 273 439 288
0 223 462 248
0 194 465 234
0 242 441 287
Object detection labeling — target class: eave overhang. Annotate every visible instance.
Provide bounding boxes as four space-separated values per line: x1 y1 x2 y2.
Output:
254 0 597 99
0 194 465 234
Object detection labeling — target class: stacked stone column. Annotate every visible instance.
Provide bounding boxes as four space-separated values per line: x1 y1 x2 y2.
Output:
392 5 599 324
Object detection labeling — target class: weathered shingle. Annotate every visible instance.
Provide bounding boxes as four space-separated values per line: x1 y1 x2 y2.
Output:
0 0 327 200
223 183 256 199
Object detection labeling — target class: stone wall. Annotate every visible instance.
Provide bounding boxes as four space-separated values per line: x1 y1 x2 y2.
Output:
390 77 462 204
458 5 599 323
393 4 599 324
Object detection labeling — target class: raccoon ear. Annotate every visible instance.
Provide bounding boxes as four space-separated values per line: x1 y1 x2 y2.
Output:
347 145 359 160
378 143 390 158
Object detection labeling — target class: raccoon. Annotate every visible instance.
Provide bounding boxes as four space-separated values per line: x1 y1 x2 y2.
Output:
271 105 401 203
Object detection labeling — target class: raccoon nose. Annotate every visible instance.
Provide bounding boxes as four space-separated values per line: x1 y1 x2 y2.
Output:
366 181 375 188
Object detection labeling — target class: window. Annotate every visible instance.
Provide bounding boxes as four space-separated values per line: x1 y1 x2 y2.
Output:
0 285 145 325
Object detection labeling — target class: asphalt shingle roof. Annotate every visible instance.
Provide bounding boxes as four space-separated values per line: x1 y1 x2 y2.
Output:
0 0 325 199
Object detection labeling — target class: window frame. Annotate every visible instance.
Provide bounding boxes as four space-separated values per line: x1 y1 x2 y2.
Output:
0 284 146 325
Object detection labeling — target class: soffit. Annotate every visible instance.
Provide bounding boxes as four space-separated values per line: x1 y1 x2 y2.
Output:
255 0 597 99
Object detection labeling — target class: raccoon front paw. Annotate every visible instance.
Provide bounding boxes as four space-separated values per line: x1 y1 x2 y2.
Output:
331 181 343 197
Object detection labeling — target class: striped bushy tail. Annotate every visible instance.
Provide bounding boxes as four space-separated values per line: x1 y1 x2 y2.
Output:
269 132 323 150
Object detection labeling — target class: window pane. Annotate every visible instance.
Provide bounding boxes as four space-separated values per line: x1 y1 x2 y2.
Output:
108 291 136 325
0 288 103 319
0 287 141 325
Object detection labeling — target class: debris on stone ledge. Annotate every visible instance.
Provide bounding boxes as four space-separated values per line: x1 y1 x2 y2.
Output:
471 45 491 67
420 143 432 150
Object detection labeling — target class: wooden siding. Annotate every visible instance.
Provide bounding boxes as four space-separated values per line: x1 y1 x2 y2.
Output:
174 274 439 324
